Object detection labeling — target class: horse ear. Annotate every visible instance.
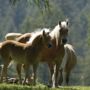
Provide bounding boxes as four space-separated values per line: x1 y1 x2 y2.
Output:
43 30 46 37
59 21 61 26
66 19 69 25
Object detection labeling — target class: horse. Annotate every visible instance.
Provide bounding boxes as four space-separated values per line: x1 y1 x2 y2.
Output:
4 30 50 84
58 44 77 85
0 29 52 85
5 33 22 40
40 20 69 87
4 20 69 87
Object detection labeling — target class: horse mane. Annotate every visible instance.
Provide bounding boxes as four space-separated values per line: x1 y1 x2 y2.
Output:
50 24 60 46
27 28 50 44
0 42 3 48
16 33 32 43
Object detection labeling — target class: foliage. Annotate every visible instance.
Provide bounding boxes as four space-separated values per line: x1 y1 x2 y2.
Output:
9 0 50 12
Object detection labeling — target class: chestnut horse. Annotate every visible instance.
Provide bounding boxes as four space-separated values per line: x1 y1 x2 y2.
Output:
4 20 69 87
41 20 69 87
58 44 77 85
4 29 51 84
0 29 51 85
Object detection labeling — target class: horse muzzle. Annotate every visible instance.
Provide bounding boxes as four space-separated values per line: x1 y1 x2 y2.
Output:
62 38 67 44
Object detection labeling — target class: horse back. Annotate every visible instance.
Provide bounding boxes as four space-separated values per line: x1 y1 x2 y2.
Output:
16 33 32 43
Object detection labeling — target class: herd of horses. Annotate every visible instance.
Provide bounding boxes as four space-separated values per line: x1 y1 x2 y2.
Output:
0 19 77 87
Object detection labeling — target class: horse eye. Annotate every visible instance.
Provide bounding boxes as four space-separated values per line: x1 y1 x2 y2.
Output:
47 32 50 35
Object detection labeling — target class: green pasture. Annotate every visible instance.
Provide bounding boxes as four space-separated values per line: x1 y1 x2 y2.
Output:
0 84 89 90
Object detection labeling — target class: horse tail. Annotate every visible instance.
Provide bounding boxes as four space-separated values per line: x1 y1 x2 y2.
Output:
0 42 3 55
64 44 77 72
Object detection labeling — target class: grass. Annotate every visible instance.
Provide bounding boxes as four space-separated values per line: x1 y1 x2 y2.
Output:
0 83 90 90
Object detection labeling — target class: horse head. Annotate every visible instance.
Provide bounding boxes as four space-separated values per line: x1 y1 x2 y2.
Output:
50 19 69 46
42 29 52 48
27 28 52 48
59 19 69 45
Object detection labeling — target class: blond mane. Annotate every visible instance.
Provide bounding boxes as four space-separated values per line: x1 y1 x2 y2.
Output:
50 24 60 46
27 28 50 44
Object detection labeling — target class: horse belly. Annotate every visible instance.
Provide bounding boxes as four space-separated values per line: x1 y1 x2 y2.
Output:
40 46 65 63
13 56 26 64
40 48 57 62
10 51 27 64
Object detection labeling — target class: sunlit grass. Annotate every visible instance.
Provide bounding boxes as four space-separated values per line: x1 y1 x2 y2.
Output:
0 83 90 90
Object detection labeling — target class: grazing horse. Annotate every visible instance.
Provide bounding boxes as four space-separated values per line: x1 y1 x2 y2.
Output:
0 29 52 85
4 20 69 87
58 44 77 85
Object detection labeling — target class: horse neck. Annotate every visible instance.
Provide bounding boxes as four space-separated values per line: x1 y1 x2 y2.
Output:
32 40 43 50
27 36 43 51
50 24 61 46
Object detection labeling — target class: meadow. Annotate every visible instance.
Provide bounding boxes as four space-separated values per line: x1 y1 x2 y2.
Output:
0 84 89 90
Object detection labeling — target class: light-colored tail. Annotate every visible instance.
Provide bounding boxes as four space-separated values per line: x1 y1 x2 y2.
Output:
59 44 77 85
64 44 77 71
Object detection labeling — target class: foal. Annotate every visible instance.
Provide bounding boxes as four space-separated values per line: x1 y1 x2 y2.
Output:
0 30 51 85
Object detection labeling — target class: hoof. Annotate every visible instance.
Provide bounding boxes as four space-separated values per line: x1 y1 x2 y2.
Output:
47 84 52 88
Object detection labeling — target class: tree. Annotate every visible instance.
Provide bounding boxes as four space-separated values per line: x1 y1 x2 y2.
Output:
9 0 50 12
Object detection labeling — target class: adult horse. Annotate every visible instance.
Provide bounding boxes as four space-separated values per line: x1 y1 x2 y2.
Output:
0 29 52 85
4 20 69 87
40 20 69 87
58 44 77 85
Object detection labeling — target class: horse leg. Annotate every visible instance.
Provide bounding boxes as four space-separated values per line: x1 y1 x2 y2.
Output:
0 60 11 83
65 71 70 85
16 64 22 84
58 68 63 85
23 64 29 85
33 63 38 85
55 63 60 87
48 63 54 87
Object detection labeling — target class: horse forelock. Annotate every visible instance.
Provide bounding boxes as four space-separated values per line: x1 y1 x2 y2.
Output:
61 21 68 29
27 28 50 44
